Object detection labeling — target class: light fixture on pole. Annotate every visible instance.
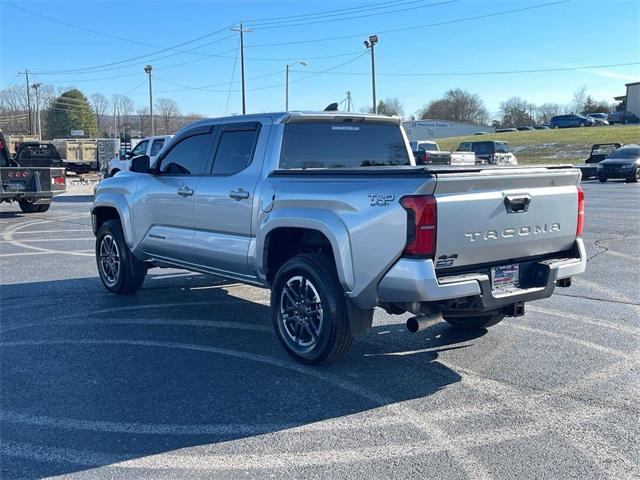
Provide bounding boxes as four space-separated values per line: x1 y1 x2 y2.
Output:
285 61 308 111
144 64 154 136
31 83 43 140
363 34 378 114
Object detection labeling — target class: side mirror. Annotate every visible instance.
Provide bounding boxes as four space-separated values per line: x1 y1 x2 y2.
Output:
130 155 150 173
124 152 132 159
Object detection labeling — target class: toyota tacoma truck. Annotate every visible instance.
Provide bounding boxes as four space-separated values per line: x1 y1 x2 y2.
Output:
92 112 586 364
0 132 66 213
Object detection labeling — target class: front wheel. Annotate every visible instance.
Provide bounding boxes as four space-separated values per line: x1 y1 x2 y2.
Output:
271 254 353 364
630 168 640 183
96 219 146 294
599 177 607 183
444 312 505 330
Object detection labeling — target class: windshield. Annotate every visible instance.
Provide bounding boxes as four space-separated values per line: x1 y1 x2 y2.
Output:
280 122 410 169
609 148 640 159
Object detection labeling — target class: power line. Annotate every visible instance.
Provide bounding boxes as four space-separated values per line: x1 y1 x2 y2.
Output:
248 0 459 30
293 61 640 77
244 0 429 25
31 31 236 75
246 0 573 47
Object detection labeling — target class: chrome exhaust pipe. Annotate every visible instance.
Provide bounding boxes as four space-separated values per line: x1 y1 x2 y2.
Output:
406 309 442 333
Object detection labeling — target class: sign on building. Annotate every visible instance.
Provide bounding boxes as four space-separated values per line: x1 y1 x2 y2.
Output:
70 129 85 137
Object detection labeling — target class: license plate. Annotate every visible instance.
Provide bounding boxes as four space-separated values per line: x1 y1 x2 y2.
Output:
6 182 25 191
491 264 520 292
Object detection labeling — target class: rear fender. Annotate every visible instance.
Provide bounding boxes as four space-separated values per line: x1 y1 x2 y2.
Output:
256 208 355 292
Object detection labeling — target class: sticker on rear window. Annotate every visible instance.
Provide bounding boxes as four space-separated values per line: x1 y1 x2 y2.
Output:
331 126 360 131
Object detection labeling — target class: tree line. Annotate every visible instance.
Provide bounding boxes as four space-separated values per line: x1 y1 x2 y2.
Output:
0 84 200 139
370 85 615 127
1 83 618 137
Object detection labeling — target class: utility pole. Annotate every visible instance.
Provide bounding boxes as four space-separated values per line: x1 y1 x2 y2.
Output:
19 69 33 134
345 91 353 112
363 35 378 114
231 22 252 114
144 65 154 136
285 61 307 111
31 83 43 140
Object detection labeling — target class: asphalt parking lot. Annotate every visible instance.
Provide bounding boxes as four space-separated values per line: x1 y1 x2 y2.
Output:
1 181 638 479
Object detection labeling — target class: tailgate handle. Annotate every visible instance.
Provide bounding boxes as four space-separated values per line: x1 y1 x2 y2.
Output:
504 195 531 213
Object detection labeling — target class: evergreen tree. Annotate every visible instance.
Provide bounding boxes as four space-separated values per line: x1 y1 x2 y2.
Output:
46 89 97 138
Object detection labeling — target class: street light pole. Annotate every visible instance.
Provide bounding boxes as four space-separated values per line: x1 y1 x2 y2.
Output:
31 83 43 140
364 35 379 114
285 61 307 111
144 65 154 136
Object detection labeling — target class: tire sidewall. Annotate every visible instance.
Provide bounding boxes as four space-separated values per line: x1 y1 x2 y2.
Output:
96 220 130 293
271 257 340 363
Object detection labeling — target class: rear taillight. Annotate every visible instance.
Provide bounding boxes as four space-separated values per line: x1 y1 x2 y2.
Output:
400 195 437 258
52 176 65 185
422 152 430 164
576 186 585 236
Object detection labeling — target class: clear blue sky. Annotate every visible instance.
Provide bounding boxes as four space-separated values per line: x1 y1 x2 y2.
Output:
1 0 639 119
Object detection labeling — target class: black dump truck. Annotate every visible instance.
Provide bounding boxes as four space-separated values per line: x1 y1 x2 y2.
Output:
0 131 66 213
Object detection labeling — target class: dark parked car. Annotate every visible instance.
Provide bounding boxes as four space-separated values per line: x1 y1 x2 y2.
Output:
549 114 595 128
597 144 640 183
516 126 535 131
534 125 551 130
607 111 640 125
495 128 517 133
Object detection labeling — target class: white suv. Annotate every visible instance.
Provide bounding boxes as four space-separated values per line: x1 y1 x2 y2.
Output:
107 135 172 177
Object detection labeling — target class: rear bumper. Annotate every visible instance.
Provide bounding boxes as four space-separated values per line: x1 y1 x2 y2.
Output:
378 238 586 310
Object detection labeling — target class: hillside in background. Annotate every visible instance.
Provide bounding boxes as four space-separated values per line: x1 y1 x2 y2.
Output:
435 125 640 164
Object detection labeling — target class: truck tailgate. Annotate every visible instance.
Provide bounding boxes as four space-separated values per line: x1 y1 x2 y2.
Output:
433 167 580 270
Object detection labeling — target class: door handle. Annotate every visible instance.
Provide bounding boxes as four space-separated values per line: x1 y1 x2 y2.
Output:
177 186 194 197
504 194 531 213
229 189 250 200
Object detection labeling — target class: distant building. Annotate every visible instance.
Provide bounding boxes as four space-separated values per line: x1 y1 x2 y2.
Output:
614 81 640 116
402 120 493 142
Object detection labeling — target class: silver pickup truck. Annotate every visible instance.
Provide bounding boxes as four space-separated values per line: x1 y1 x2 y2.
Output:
92 112 586 364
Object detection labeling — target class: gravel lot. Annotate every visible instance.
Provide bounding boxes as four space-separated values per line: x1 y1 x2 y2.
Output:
1 181 638 479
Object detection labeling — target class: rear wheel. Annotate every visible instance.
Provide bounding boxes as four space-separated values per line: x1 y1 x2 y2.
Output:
37 203 50 212
599 177 607 183
271 254 353 364
18 200 41 213
96 219 146 294
444 312 505 330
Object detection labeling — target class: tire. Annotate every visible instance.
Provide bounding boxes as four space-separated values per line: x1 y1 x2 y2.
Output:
271 254 353 365
37 203 50 212
96 219 146 294
18 200 41 213
444 312 505 330
599 177 607 183
580 123 586 127
631 168 640 183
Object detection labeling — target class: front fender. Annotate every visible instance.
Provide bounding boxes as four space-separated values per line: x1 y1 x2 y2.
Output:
91 178 138 248
256 208 355 292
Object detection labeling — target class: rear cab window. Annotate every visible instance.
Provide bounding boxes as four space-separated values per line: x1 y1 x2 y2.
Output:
279 121 410 169
150 139 165 156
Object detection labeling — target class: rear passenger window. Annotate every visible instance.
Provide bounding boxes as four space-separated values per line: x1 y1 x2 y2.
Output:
150 139 165 156
159 133 213 175
212 123 260 175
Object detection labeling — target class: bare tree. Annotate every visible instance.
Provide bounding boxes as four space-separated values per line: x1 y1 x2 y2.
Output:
112 95 134 136
155 98 180 134
499 97 535 127
537 103 560 124
571 85 588 114
417 89 488 125
136 106 150 137
90 94 109 134
374 98 404 116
